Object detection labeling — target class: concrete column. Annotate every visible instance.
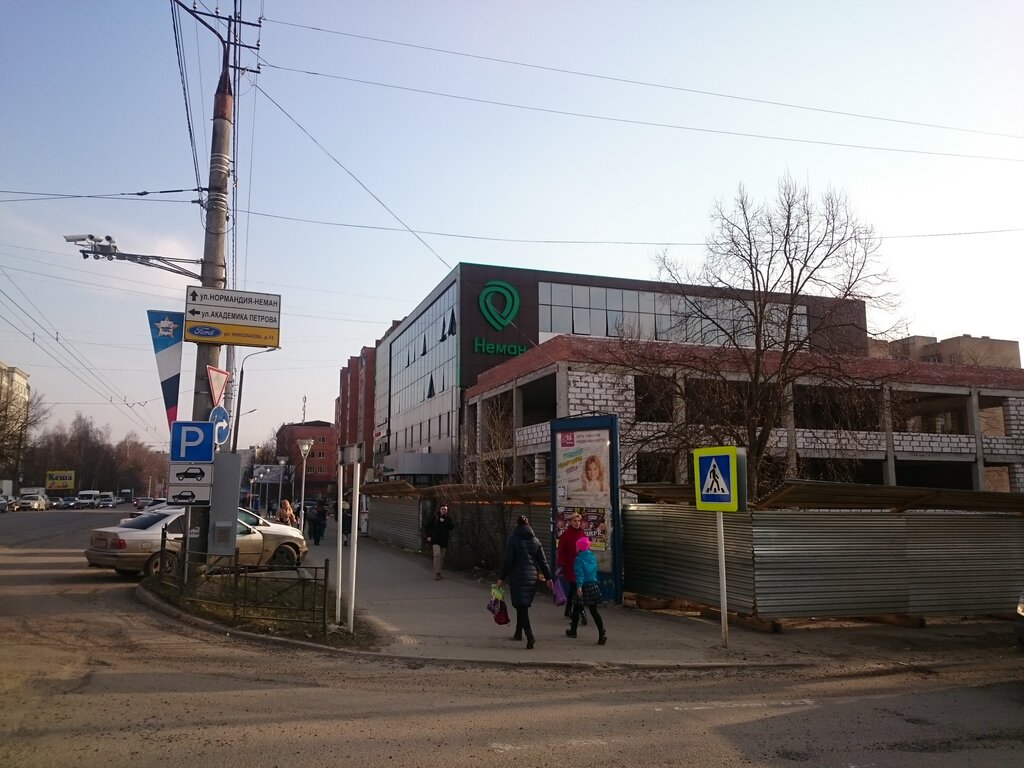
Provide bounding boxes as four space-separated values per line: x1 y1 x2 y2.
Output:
511 385 524 484
472 402 484 483
784 383 797 478
967 388 986 491
882 386 897 485
674 373 688 483
1004 398 1024 492
533 453 547 483
555 362 570 418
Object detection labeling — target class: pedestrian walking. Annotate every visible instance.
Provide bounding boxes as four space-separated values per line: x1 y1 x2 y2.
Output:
565 537 606 645
556 511 588 626
275 499 297 527
496 515 553 650
425 504 454 578
342 505 353 546
311 500 327 545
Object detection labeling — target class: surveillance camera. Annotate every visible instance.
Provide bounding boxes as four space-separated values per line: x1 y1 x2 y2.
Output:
104 235 116 244
64 234 91 243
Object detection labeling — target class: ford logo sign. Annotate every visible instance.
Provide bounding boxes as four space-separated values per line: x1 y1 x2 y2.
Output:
190 326 222 338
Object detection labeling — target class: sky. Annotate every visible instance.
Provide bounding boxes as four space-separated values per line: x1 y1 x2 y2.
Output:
1 1 1022 452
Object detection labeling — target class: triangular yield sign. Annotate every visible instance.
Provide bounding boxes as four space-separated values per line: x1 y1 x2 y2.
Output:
207 365 231 407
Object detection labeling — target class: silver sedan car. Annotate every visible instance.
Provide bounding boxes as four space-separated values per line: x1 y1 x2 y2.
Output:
85 507 308 577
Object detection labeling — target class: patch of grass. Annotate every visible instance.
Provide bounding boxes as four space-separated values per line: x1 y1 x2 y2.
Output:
145 577 381 651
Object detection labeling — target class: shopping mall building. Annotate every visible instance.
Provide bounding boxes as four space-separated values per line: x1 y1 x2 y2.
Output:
336 262 1024 495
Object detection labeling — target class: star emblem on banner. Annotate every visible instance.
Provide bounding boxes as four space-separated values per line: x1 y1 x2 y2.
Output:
154 316 180 338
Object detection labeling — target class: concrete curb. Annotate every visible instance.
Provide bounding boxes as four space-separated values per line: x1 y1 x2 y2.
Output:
133 584 814 672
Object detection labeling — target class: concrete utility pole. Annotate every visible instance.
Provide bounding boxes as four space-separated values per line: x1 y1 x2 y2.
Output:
191 50 232 422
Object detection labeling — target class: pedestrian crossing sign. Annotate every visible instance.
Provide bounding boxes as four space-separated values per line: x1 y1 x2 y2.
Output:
694 446 746 512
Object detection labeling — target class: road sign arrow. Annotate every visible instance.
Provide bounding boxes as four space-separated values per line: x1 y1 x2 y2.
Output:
188 308 202 316
190 289 199 301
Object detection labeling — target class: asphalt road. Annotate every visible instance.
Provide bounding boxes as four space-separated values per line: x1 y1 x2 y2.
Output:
1 509 1022 767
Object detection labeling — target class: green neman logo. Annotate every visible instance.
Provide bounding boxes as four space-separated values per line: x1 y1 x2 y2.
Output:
478 280 520 332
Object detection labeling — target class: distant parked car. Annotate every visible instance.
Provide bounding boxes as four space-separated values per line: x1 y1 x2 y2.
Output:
48 497 61 509
97 497 117 509
57 496 78 509
0 497 8 513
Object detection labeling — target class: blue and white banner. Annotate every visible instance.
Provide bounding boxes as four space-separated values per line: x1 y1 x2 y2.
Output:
147 310 184 431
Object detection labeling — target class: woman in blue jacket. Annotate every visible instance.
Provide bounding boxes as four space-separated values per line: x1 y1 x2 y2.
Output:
565 537 606 644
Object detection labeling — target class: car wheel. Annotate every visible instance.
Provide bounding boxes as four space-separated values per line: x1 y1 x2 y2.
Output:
269 545 299 568
114 568 141 577
144 551 178 578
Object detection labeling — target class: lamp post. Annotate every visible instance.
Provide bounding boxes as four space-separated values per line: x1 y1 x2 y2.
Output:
250 467 266 511
277 456 287 510
297 438 314 533
231 347 278 453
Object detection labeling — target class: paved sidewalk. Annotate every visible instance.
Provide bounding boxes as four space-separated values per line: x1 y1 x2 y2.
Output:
299 523 1018 669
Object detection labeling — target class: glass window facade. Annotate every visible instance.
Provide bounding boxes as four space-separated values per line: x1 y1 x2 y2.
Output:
538 282 807 346
380 282 458 455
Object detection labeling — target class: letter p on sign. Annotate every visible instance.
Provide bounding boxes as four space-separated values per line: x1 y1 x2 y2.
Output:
170 421 216 463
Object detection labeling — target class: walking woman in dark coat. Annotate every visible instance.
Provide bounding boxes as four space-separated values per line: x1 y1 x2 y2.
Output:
496 515 553 650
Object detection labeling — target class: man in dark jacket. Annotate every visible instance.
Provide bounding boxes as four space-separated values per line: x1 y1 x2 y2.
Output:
496 515 553 650
425 504 454 579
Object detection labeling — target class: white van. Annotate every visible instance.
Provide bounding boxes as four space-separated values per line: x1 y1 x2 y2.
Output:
76 490 101 509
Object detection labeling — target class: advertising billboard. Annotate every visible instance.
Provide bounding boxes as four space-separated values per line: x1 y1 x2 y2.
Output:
550 415 621 602
46 470 75 491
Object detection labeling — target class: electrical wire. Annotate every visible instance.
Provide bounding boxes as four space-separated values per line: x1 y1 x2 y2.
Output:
0 293 164 437
255 83 452 272
262 18 1024 141
170 1 205 200
261 62 1024 165
0 188 200 203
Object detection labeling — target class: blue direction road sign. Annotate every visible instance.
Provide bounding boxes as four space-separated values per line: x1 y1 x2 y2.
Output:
209 405 230 446
170 421 216 464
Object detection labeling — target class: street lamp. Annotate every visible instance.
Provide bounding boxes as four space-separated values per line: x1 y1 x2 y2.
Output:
277 456 287 510
249 466 266 511
297 438 314 532
231 347 279 453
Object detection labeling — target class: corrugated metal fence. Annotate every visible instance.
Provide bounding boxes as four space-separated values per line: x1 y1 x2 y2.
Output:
368 497 424 553
623 503 1024 619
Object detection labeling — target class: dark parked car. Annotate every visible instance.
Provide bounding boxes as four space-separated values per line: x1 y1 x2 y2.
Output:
57 496 78 509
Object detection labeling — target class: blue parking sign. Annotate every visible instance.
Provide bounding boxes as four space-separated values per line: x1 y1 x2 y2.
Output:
170 421 216 464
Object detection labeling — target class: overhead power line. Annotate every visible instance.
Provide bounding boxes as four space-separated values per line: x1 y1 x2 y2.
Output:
263 18 1024 141
255 84 453 272
261 62 1024 164
0 188 201 203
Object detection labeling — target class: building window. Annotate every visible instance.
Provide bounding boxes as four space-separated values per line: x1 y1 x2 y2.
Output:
538 281 807 348
634 375 675 422
637 452 675 483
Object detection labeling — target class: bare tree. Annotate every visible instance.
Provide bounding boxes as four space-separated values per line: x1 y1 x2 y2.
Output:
601 176 900 498
0 391 50 492
448 391 524 570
